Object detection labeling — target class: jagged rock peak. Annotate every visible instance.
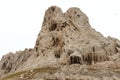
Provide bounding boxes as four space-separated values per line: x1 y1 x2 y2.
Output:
34 6 120 66
65 7 89 26
43 6 64 23
42 6 89 27
35 6 91 56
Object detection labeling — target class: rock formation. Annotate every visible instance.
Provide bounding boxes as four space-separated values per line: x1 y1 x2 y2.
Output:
34 6 119 65
0 48 35 75
0 6 120 80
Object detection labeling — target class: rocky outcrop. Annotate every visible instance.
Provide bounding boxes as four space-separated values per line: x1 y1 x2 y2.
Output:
0 48 34 76
1 6 120 80
34 6 120 65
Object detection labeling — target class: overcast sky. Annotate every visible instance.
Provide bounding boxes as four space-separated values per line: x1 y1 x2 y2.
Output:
0 0 120 59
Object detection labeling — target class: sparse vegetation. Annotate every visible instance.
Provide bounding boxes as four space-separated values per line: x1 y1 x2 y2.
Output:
0 67 58 80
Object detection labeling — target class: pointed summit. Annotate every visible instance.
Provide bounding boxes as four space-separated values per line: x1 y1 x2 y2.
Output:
34 6 119 65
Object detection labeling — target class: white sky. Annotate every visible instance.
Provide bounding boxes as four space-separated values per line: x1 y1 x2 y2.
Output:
0 0 120 59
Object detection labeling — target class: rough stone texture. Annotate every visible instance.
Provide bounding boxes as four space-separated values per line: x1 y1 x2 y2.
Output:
0 48 34 76
0 6 120 80
34 6 119 65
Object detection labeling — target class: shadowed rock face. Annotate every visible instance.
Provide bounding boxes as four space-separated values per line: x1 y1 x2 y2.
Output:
1 6 120 80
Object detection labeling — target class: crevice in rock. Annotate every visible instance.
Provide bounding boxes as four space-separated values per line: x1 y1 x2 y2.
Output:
49 22 57 31
93 47 95 52
52 37 60 47
53 36 64 58
55 53 60 58
70 56 82 64
35 47 38 52
77 14 80 17
51 6 55 12
1 62 6 70
61 22 67 28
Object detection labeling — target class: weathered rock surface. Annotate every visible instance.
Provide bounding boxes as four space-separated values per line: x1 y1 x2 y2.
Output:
0 48 35 76
0 6 120 80
34 6 120 65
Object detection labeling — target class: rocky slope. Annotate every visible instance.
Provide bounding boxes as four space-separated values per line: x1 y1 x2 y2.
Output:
0 6 120 80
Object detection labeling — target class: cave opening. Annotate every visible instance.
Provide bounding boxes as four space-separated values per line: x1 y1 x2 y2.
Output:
70 56 82 64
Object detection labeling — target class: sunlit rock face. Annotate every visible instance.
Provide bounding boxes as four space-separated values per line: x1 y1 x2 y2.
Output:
1 6 120 80
34 6 119 65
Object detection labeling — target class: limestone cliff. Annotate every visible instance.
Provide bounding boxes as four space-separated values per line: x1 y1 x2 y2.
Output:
34 6 120 65
0 6 120 80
